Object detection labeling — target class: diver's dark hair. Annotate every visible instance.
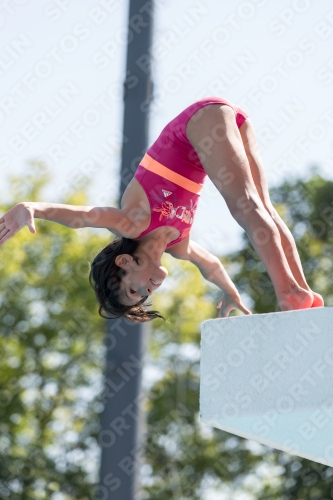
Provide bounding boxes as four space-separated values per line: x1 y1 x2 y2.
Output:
89 237 165 323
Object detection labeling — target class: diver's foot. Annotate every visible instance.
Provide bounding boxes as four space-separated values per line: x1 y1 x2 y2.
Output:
279 287 313 311
310 291 325 308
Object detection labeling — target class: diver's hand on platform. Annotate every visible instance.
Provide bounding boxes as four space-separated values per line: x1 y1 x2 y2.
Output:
217 291 252 318
0 203 36 246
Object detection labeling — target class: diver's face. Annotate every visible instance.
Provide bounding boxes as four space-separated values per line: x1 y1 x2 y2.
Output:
115 252 168 306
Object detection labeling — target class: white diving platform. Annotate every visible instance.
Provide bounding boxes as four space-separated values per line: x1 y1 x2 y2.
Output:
200 307 333 466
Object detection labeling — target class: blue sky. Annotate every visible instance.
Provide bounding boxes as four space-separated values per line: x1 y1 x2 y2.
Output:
1 0 333 254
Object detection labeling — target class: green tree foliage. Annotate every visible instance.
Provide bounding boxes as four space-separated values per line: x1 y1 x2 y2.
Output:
2 167 333 499
0 164 110 499
144 171 333 499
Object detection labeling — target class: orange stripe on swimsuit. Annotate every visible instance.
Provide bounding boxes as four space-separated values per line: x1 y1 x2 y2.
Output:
140 153 204 195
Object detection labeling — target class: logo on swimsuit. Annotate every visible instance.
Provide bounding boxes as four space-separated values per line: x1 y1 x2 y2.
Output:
162 189 172 197
153 199 197 225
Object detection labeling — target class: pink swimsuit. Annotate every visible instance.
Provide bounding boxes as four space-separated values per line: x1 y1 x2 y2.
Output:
134 96 249 248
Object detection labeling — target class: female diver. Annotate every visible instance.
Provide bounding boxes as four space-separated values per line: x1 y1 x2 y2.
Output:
0 96 324 322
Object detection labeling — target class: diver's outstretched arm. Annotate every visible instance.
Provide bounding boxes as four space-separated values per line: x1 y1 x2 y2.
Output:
0 201 136 246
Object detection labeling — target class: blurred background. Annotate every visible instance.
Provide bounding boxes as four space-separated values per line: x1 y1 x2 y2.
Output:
1 0 333 499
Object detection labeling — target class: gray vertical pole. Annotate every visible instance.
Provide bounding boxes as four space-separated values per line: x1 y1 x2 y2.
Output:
96 1 154 500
